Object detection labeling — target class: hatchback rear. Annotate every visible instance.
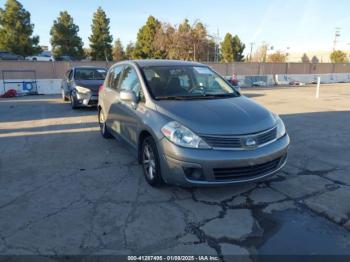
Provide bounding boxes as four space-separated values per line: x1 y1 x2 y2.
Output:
98 60 289 187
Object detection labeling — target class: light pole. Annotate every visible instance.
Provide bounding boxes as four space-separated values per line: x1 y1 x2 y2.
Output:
285 46 290 62
249 42 255 62
333 27 341 51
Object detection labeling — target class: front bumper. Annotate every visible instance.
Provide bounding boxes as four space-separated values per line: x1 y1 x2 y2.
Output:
158 134 290 186
76 92 98 107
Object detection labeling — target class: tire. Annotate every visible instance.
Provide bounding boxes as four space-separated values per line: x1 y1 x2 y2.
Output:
33 58 37 61
141 136 164 187
98 109 112 139
62 89 68 101
70 93 78 109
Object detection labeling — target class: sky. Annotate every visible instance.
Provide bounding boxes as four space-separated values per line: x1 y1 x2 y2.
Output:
9 0 350 55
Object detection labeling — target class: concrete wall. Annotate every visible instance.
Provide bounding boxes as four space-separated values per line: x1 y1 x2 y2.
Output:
0 79 62 95
1 60 350 95
1 73 350 95
1 61 350 79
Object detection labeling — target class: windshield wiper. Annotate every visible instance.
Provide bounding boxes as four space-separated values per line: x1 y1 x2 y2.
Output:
155 96 190 100
182 93 237 99
205 93 237 98
155 93 237 100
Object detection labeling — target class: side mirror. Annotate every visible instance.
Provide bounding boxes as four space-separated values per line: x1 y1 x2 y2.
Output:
120 90 138 108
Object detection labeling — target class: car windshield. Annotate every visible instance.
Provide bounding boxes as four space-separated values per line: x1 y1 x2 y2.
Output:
75 68 106 80
142 66 239 100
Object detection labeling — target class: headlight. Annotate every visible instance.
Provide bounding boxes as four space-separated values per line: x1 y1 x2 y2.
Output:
273 113 286 139
161 121 211 149
76 86 91 94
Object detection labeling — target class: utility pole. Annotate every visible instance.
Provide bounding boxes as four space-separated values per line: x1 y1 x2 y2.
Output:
214 28 221 63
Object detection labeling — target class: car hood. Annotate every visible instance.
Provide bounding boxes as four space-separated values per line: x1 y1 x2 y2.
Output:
155 96 276 135
75 80 104 92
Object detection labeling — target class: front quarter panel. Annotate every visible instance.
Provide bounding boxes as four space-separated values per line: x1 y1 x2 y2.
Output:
137 105 170 142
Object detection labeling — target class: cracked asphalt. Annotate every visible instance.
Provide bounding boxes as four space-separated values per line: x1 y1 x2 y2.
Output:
0 84 350 258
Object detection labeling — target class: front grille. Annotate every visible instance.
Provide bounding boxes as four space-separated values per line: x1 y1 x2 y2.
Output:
256 128 277 144
202 136 241 148
213 157 283 181
88 99 98 105
201 127 277 149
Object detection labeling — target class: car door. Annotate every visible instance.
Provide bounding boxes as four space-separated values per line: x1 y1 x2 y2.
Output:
102 65 125 131
111 65 143 148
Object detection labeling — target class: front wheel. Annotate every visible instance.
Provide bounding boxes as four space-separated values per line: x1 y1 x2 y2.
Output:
98 109 112 139
141 136 164 187
70 93 78 109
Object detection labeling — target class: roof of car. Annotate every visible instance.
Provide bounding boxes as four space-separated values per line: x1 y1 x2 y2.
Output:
131 59 206 68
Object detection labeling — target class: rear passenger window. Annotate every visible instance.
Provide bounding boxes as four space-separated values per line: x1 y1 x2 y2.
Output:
109 66 124 90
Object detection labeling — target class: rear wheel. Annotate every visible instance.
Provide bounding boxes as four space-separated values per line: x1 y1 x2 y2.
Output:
141 136 164 187
62 89 68 101
98 109 112 139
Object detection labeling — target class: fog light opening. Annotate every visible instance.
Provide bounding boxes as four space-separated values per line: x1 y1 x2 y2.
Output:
183 167 204 181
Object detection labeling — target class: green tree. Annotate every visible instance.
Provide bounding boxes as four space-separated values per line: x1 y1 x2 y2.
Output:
50 11 84 59
330 50 348 63
125 42 135 60
232 35 245 61
220 33 234 62
301 53 310 63
220 33 245 62
0 0 41 56
311 55 319 64
89 7 113 61
134 16 161 59
112 38 125 61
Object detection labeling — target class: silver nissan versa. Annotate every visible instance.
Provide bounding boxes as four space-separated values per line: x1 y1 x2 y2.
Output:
98 60 289 187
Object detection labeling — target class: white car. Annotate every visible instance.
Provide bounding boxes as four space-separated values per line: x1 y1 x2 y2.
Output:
26 51 54 61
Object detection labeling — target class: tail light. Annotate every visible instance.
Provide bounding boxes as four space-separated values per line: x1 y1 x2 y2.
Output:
98 85 104 93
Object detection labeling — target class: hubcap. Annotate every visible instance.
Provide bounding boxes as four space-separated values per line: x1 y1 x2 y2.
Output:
143 144 156 180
